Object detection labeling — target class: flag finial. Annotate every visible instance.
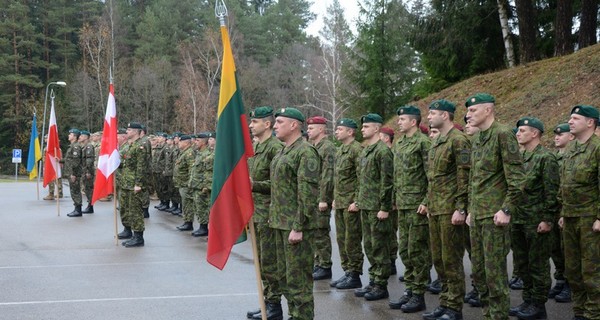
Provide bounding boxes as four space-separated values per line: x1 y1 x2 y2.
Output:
215 0 227 26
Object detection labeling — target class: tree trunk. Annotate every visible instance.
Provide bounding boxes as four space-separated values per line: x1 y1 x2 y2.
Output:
554 0 574 56
497 0 516 67
578 0 598 49
515 0 538 63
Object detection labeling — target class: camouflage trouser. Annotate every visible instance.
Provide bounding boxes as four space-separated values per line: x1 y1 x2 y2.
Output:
172 186 181 204
82 174 94 203
274 228 314 320
399 208 431 294
470 217 510 320
397 210 409 276
563 216 600 319
118 189 130 228
361 210 391 286
511 223 551 304
155 173 169 201
255 222 282 303
510 237 522 279
389 209 398 261
68 175 82 206
550 219 565 281
194 190 210 224
121 189 145 231
429 214 466 311
164 175 175 203
179 187 193 221
49 178 63 196
334 208 363 274
312 211 332 268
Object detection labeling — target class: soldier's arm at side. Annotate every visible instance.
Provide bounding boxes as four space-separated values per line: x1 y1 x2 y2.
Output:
454 136 471 212
294 148 320 232
541 153 560 223
419 138 431 207
379 148 393 213
318 144 335 205
499 130 525 214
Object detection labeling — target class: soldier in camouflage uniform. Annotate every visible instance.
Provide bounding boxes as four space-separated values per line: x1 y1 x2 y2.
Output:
421 100 470 320
465 93 525 319
352 113 393 302
187 133 208 234
306 116 335 281
246 107 285 320
189 132 213 237
548 123 573 303
559 105 600 320
78 131 95 214
174 135 196 231
379 126 399 276
509 117 559 319
329 118 364 290
117 122 148 247
138 127 152 218
43 134 63 200
270 107 320 320
153 133 169 210
116 130 132 239
388 106 431 313
64 129 84 217
169 134 183 215
162 136 177 212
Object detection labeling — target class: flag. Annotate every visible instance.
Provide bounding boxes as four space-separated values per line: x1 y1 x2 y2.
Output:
91 82 120 204
26 114 42 180
206 23 255 270
43 100 61 187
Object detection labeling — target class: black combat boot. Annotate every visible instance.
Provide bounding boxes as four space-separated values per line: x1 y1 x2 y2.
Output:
336 272 362 289
172 206 182 216
464 286 478 303
251 302 283 320
330 272 349 288
510 276 524 290
67 205 83 217
427 278 442 294
143 207 149 218
468 296 482 307
398 274 406 282
158 201 170 211
555 281 572 302
313 266 332 280
192 224 209 237
548 280 565 298
389 289 412 309
123 231 144 247
177 221 193 231
516 303 546 320
510 301 530 316
82 203 94 214
364 284 389 301
117 227 133 239
400 293 426 313
438 308 463 320
423 306 447 320
354 281 374 297
165 202 178 213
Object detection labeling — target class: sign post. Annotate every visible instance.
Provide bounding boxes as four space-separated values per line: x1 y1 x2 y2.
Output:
12 149 22 182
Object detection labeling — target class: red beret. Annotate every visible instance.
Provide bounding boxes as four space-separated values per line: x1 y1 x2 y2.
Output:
380 127 395 137
419 124 429 134
307 116 327 125
453 123 464 131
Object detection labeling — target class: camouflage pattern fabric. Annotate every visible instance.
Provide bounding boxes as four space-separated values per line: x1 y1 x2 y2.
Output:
119 139 147 231
313 138 336 269
174 146 195 218
82 142 95 203
550 151 565 281
64 142 83 206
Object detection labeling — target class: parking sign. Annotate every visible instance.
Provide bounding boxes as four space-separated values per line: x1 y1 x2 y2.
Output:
12 149 22 164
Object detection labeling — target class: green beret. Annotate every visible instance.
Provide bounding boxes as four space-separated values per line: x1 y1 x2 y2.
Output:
166 135 173 140
361 113 383 124
337 118 358 129
179 135 192 141
69 128 80 135
128 122 143 129
160 133 168 138
516 116 544 133
553 123 570 134
275 107 305 123
396 105 421 116
79 130 90 136
207 132 216 138
250 106 274 119
465 93 495 107
173 132 183 138
117 128 127 134
571 105 599 120
195 132 209 139
429 99 456 113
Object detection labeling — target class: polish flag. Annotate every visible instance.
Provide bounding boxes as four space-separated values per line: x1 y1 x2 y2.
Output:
43 100 61 187
91 82 120 204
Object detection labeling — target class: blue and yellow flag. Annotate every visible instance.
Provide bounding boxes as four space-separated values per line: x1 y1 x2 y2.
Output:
26 114 42 180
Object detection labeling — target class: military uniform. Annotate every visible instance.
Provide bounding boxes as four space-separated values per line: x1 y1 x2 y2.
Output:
119 134 148 245
467 94 525 320
63 130 83 215
162 140 177 210
174 137 196 225
313 136 336 274
138 134 152 215
116 141 131 229
153 135 168 207
195 143 214 227
81 138 95 209
560 105 600 319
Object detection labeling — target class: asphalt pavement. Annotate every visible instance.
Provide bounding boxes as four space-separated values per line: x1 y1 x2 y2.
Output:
0 180 573 319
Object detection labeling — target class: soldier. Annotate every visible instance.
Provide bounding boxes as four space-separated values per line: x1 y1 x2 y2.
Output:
168 133 183 216
306 116 335 281
508 117 559 319
153 133 170 210
465 93 525 319
64 129 84 217
270 107 320 320
174 135 196 231
194 132 215 237
43 134 63 200
559 105 600 320
378 126 398 276
421 100 470 320
246 107 284 320
78 130 95 214
548 123 573 303
429 127 440 139
352 113 393 302
329 118 364 290
389 106 432 313
138 126 152 218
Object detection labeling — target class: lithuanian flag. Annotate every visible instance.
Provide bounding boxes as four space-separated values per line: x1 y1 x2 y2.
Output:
207 23 255 270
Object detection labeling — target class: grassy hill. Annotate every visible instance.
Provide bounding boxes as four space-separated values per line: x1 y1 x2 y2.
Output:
389 43 600 144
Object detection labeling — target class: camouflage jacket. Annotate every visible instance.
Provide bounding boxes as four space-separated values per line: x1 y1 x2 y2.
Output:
334 140 362 209
514 144 559 224
188 147 209 190
118 139 147 190
315 138 336 204
357 140 393 212
468 121 525 220
426 128 471 215
163 145 175 176
393 131 430 209
139 135 152 175
93 141 100 169
248 136 283 222
152 145 164 173
201 148 215 191
173 146 195 188
559 134 600 219
63 142 83 177
82 142 95 176
269 137 320 231
115 142 130 187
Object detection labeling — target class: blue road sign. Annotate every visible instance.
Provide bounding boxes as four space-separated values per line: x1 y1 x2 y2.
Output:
12 149 22 164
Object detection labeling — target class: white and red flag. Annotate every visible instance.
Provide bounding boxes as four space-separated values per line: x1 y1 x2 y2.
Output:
91 82 120 204
43 99 61 187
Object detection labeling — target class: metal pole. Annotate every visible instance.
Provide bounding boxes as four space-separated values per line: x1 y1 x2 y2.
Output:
15 163 18 182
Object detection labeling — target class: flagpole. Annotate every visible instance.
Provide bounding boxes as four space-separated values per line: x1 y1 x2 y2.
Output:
248 217 267 320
